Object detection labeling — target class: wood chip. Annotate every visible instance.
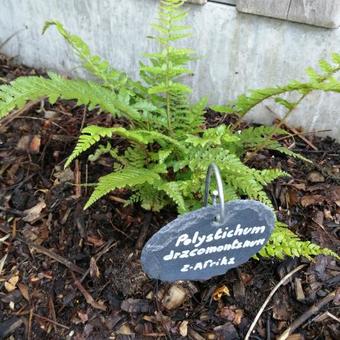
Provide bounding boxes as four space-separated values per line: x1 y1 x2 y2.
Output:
121 298 152 314
179 320 188 337
162 284 188 310
5 275 19 292
295 278 305 301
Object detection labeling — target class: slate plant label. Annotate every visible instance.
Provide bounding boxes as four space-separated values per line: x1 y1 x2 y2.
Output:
141 200 275 281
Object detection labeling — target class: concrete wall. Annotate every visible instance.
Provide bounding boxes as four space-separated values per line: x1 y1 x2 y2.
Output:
0 0 339 140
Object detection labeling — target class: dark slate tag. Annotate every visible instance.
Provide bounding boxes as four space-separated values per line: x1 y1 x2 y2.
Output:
141 200 275 282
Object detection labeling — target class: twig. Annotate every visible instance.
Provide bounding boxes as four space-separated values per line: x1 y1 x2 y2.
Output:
0 225 85 274
0 100 41 131
136 212 152 251
74 160 81 198
245 264 306 340
12 116 70 134
70 271 107 311
48 296 57 332
278 290 337 340
27 307 33 340
21 238 85 274
286 126 318 151
33 313 69 330
80 239 118 282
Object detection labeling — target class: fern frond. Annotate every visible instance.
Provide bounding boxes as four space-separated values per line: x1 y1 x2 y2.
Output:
43 20 140 92
260 222 339 260
84 167 161 209
141 0 194 133
66 124 185 167
65 125 116 167
238 126 310 162
0 74 141 121
160 181 187 213
213 54 340 116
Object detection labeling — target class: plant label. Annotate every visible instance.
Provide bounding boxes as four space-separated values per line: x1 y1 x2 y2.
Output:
141 200 275 281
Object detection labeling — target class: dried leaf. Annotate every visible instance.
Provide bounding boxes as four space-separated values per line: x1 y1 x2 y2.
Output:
307 171 325 183
29 135 41 153
23 202 46 222
17 283 30 301
77 310 89 323
89 257 100 279
290 183 306 191
53 167 74 184
5 275 19 292
212 285 230 301
116 323 133 335
87 235 105 247
234 309 244 325
300 195 324 207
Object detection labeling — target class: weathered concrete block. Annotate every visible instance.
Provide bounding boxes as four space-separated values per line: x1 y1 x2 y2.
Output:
236 0 340 28
288 0 340 28
187 0 207 5
1 0 340 140
236 0 291 20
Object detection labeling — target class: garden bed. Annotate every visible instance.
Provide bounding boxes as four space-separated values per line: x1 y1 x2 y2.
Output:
0 55 339 339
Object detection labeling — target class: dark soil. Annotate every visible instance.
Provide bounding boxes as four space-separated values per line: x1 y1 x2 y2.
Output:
0 55 339 340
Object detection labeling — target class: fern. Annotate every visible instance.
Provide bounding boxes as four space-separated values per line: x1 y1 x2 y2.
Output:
213 53 340 116
43 20 139 92
238 126 311 162
84 167 161 209
0 73 142 121
0 1 337 260
260 222 339 260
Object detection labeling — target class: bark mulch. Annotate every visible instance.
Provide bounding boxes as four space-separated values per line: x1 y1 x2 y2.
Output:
0 55 339 340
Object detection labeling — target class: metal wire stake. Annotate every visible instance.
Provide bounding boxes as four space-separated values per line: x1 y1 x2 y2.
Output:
204 163 225 224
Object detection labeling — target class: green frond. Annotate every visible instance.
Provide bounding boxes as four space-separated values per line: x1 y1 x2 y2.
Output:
65 125 116 167
260 222 339 260
216 54 340 117
43 20 137 91
84 167 161 209
160 181 187 213
65 124 185 167
0 74 141 121
238 126 310 162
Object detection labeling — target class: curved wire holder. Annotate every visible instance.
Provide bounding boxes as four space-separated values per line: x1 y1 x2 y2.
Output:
204 163 225 224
